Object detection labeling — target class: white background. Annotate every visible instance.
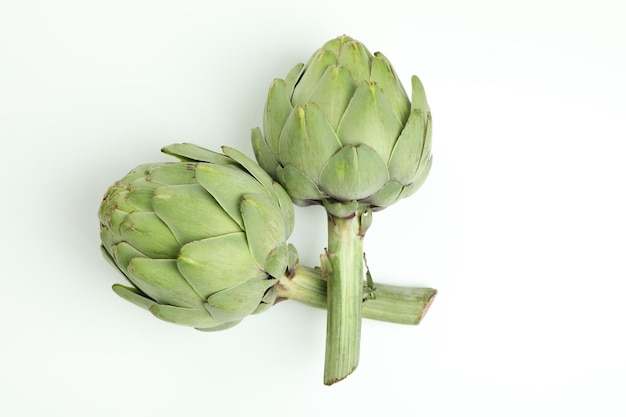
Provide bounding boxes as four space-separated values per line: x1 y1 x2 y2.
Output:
2 0 625 415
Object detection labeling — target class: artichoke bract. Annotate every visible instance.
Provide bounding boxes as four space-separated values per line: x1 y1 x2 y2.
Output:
252 34 432 217
99 143 296 331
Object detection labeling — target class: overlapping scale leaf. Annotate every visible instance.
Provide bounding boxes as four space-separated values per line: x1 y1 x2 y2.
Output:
410 75 430 114
318 36 343 57
195 163 266 228
127 258 204 309
319 145 389 201
263 79 293 157
251 127 280 179
336 81 403 162
119 212 179 258
194 320 242 332
101 206 128 234
205 277 276 323
145 162 197 186
283 62 305 92
272 182 295 237
364 181 403 209
149 304 222 329
100 242 118 271
177 232 262 298
292 49 337 106
399 154 432 200
278 104 342 181
112 284 156 310
222 146 275 193
306 65 356 129
337 39 372 83
162 143 235 165
421 112 433 164
117 164 156 185
104 189 139 216
276 165 323 202
388 109 426 185
370 52 411 124
263 243 289 280
153 184 241 245
241 193 288 274
111 241 146 274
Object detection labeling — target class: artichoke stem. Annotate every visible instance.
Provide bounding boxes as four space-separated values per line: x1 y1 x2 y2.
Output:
275 265 437 325
323 212 366 385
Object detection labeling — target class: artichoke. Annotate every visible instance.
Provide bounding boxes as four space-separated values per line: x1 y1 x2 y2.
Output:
98 143 297 331
252 34 432 217
252 35 434 384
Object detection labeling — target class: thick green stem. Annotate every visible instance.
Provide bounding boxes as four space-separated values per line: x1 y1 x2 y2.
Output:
275 265 436 325
322 213 365 385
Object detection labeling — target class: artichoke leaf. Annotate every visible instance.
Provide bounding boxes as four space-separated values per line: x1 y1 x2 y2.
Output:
124 188 155 213
150 304 222 328
319 145 389 201
322 199 360 218
364 180 403 209
420 112 433 167
144 162 198 186
100 203 130 233
127 258 205 309
222 146 275 194
100 244 119 270
336 81 403 162
105 190 138 216
410 75 430 114
240 193 287 271
319 36 343 58
111 241 147 275
272 182 295 237
370 52 411 124
99 226 116 256
278 104 342 181
112 284 156 310
292 49 337 106
204 277 275 323
120 212 180 259
195 163 266 228
276 165 323 202
118 164 156 185
287 243 299 273
195 320 242 332
283 62 305 92
177 232 262 298
399 154 432 199
263 243 289 279
251 127 281 179
307 65 356 130
263 79 293 156
161 143 233 165
388 109 426 185
153 184 241 245
261 286 278 304
252 302 273 315
336 39 372 84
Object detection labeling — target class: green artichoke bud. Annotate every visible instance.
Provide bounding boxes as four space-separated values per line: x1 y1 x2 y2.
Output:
252 34 432 217
98 143 296 331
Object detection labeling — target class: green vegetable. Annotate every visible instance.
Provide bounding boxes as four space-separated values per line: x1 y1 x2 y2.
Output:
252 34 431 214
99 142 437 330
252 35 432 384
99 143 297 330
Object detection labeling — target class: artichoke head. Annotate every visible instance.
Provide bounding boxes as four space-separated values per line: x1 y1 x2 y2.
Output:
252 34 432 217
98 143 297 331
